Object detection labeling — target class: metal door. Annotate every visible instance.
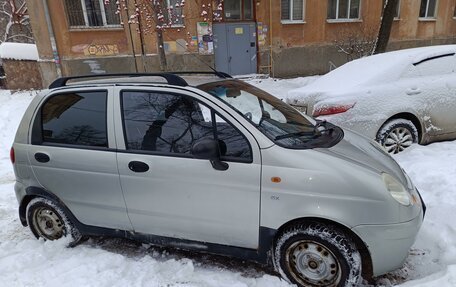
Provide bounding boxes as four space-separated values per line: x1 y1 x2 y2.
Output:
214 23 257 75
114 87 262 249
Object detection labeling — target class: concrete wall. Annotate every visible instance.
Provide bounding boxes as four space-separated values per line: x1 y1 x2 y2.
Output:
256 0 456 77
264 37 456 78
59 54 214 76
27 0 456 81
3 59 43 90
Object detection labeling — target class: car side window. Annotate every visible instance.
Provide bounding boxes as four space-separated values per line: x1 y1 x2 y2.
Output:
122 91 212 154
121 91 252 162
40 91 108 147
199 105 252 161
402 55 456 78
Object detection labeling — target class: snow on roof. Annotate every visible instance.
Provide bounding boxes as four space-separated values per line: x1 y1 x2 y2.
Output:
0 42 39 61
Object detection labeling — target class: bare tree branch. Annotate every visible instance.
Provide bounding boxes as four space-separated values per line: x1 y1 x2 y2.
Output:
0 0 33 44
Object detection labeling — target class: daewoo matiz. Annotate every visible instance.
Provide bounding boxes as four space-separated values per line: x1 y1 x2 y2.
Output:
11 73 425 287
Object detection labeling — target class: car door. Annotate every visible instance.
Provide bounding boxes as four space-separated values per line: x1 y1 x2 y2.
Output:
114 87 261 249
27 87 132 230
401 54 456 138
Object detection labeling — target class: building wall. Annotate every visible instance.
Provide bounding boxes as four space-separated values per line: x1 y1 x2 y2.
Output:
26 0 214 84
256 0 456 77
27 0 456 80
3 59 42 90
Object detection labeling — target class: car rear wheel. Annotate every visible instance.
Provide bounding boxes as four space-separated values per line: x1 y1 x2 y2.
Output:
376 119 418 154
273 222 362 287
26 197 82 245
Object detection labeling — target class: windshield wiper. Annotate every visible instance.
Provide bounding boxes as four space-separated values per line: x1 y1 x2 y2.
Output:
275 131 315 141
275 121 337 141
314 120 335 135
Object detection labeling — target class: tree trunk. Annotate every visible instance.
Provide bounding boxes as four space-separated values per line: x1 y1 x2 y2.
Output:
374 0 398 54
156 29 168 72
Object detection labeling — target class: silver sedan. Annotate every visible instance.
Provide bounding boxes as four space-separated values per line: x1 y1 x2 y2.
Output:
287 45 456 153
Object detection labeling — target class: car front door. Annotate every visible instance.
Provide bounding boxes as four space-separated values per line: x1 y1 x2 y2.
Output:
27 87 132 230
115 87 261 249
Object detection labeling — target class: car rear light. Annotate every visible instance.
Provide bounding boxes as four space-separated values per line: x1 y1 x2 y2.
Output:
10 147 15 164
312 103 355 117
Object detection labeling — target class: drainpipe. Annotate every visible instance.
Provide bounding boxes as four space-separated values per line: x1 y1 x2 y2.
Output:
269 0 274 77
42 0 62 77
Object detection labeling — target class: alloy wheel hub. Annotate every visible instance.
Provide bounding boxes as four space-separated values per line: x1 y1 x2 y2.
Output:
383 127 413 154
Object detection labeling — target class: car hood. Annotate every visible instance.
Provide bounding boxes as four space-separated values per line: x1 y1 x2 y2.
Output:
317 128 407 186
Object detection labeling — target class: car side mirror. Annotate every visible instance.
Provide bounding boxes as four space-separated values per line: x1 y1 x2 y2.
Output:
191 138 229 171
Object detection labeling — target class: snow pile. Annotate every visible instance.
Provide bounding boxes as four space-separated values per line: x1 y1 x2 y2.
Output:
0 42 39 61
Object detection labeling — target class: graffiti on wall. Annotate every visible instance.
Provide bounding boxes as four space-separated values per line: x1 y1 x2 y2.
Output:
83 44 119 56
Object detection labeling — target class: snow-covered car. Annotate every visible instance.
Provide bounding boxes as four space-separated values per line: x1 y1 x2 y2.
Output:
11 73 425 287
287 45 456 154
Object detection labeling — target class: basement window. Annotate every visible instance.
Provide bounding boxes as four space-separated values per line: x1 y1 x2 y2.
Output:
65 0 121 28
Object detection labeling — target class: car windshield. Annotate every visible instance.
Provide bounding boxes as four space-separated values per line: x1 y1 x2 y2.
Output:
198 80 343 149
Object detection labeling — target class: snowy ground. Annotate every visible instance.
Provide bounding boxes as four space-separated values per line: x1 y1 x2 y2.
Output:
1 78 455 286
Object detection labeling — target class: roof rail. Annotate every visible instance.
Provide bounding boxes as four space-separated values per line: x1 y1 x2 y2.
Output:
48 73 189 89
170 71 233 79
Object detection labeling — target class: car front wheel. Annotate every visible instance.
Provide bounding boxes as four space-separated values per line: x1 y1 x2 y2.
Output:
273 222 362 287
26 197 82 245
376 119 418 154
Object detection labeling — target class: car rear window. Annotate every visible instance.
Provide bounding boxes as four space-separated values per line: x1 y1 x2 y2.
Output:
40 91 108 147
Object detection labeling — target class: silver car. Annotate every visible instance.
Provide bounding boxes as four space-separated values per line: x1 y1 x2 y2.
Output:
11 73 425 287
287 45 456 154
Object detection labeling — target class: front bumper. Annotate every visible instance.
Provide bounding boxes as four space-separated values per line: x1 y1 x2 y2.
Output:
352 204 424 276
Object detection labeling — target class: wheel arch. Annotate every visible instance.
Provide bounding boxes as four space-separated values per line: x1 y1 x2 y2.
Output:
382 113 423 144
273 217 374 281
19 186 73 227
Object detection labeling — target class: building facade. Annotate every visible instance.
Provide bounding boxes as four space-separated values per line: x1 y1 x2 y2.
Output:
27 0 456 86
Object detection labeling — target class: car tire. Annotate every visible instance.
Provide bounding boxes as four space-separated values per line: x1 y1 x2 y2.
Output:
26 197 82 245
376 119 418 154
273 221 362 287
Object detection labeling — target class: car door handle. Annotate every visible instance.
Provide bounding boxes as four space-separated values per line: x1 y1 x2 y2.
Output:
128 161 149 173
406 87 421 95
35 152 50 163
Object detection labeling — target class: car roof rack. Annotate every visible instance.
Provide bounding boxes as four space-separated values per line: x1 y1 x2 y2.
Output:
171 71 233 79
48 73 189 89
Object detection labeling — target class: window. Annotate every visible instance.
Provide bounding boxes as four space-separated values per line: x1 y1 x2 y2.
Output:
197 80 337 150
415 55 455 76
41 91 108 147
164 0 184 26
327 0 361 20
281 0 304 22
224 0 253 20
382 0 400 19
64 0 120 28
453 0 456 18
419 0 437 18
121 91 251 161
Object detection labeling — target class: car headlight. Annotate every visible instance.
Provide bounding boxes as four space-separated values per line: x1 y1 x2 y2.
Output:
382 173 411 206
